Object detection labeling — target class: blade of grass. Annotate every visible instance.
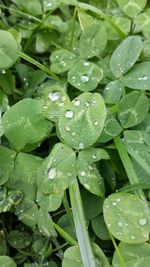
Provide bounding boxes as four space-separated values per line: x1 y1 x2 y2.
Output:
109 232 127 267
69 180 97 267
53 223 77 246
18 50 61 81
127 146 150 177
114 136 146 201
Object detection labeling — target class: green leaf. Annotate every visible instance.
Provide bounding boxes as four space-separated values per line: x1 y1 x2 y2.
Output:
7 230 32 249
12 0 42 16
112 242 150 267
92 215 110 240
103 192 150 244
0 232 7 256
7 152 43 201
68 60 103 92
62 243 110 267
79 22 107 58
0 70 16 95
77 148 109 196
99 114 122 143
0 256 16 267
0 30 18 69
110 36 143 77
118 91 149 128
15 198 38 228
0 146 16 186
103 80 123 104
58 92 106 149
36 190 63 212
122 62 150 90
36 143 77 194
50 49 77 74
38 208 56 238
117 0 147 18
2 98 52 151
41 85 70 122
124 130 150 152
44 15 68 32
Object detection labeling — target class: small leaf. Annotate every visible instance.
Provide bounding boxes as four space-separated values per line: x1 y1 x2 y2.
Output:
103 80 123 104
50 49 77 74
68 60 103 92
112 242 150 267
0 146 16 186
0 30 18 69
36 190 63 212
118 91 149 128
36 143 77 194
92 215 110 240
0 256 16 267
7 230 32 249
2 99 52 151
103 192 150 244
0 70 16 94
77 148 109 196
12 0 42 16
79 22 107 58
58 92 106 149
110 36 143 77
122 62 150 90
38 208 56 238
117 0 147 18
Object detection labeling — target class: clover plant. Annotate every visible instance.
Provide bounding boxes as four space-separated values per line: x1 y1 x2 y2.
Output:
0 0 150 266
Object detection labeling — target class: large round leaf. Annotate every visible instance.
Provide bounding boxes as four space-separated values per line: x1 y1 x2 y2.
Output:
79 22 107 59
36 143 77 194
122 62 150 89
0 30 18 69
2 99 52 151
0 256 16 267
103 192 150 244
117 0 147 18
110 36 143 78
112 242 150 267
68 60 103 92
118 91 149 128
58 92 106 149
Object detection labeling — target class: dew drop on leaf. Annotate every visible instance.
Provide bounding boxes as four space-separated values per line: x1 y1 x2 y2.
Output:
47 167 57 179
138 218 147 226
80 75 89 83
65 110 74 119
73 99 80 107
80 171 86 176
79 142 84 149
94 121 98 126
83 62 90 66
48 92 60 102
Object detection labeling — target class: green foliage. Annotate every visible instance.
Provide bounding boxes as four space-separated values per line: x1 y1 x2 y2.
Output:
0 0 150 266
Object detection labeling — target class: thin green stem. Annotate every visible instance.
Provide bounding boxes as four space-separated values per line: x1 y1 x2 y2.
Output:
114 136 146 201
52 242 68 253
53 223 77 246
63 191 75 230
69 180 97 267
76 2 126 39
0 4 41 23
109 232 126 267
18 51 61 81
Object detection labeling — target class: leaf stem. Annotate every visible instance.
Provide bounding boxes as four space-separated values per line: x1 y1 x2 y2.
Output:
114 136 146 201
53 222 77 246
69 180 97 267
18 51 61 81
109 232 126 267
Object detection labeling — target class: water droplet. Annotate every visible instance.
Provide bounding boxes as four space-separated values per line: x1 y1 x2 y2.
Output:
116 198 121 202
48 91 60 102
112 202 116 206
65 126 70 131
65 110 74 119
89 165 93 171
118 222 123 227
72 132 76 136
1 69 6 74
73 99 80 107
139 218 147 226
94 121 98 126
79 142 84 149
84 184 91 190
107 223 111 227
138 75 148 81
80 171 86 176
23 77 27 81
81 75 89 83
131 235 135 240
83 62 90 66
92 154 97 160
105 205 109 208
47 168 57 179
85 101 90 107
